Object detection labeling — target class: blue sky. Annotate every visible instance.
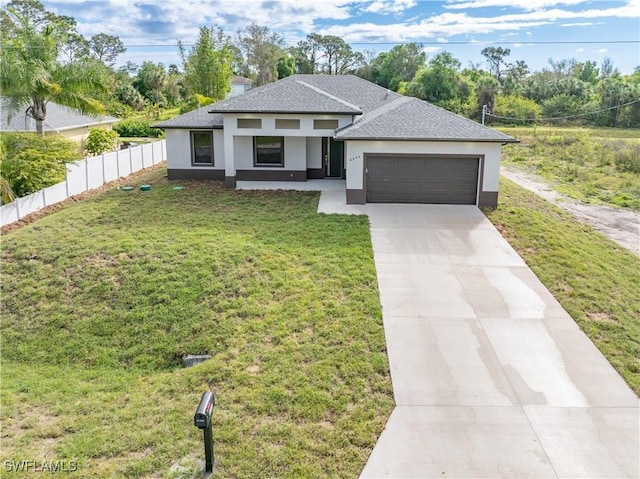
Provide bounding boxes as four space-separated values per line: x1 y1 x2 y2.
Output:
36 0 640 73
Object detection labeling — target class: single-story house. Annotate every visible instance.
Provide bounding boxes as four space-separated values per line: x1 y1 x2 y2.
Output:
155 74 516 207
1 99 119 142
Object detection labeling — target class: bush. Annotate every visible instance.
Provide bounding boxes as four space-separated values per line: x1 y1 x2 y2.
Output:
85 128 119 156
614 144 640 174
1 133 81 198
494 95 540 125
113 119 163 138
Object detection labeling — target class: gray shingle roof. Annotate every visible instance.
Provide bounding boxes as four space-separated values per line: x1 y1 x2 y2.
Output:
335 96 517 143
1 99 118 133
207 76 363 114
154 74 516 143
154 104 223 129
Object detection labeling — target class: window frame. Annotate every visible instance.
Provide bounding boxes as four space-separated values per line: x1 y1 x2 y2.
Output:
254 136 285 167
190 130 214 166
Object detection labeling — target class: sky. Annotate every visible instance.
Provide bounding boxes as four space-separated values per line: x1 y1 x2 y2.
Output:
28 1 640 73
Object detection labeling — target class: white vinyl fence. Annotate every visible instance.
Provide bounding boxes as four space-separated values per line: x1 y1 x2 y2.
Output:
1 140 166 227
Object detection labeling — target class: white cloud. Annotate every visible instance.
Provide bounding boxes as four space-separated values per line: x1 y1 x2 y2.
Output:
422 46 443 53
363 0 417 14
320 1 639 43
576 47 584 52
559 22 601 27
445 0 590 11
597 48 608 53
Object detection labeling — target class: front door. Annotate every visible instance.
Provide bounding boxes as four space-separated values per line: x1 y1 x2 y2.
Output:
322 137 344 178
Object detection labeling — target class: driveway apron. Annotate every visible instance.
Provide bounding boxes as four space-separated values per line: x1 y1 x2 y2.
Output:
359 204 639 479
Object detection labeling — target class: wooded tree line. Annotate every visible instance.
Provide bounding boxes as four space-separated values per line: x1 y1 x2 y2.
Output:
2 0 639 132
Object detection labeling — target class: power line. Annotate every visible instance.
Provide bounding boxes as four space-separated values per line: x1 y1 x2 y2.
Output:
117 39 639 48
485 98 640 122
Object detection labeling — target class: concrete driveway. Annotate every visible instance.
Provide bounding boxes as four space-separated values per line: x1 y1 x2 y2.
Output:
359 205 639 479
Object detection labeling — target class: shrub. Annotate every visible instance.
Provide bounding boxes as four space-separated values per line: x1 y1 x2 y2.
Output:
493 95 540 125
85 128 119 156
113 119 163 138
614 145 640 174
0 133 81 198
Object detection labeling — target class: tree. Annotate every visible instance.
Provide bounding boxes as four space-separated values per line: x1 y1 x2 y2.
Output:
0 0 108 135
135 61 167 105
474 74 500 120
365 43 426 91
277 55 296 79
290 33 324 74
600 57 619 79
481 47 511 83
236 24 284 86
573 60 599 84
406 52 471 112
89 33 126 67
316 35 363 74
179 26 232 100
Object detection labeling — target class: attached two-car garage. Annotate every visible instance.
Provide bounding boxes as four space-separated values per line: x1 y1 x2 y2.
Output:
365 155 480 205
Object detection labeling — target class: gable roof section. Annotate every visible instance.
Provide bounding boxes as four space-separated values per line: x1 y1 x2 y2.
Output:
335 96 517 143
207 76 363 114
1 99 118 133
154 104 224 129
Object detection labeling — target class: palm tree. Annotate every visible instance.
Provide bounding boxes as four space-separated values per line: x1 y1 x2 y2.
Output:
0 0 107 135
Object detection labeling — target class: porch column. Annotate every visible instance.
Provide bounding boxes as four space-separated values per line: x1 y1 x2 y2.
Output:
223 128 236 188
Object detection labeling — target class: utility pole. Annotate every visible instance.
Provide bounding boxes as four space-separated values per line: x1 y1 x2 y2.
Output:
482 105 488 126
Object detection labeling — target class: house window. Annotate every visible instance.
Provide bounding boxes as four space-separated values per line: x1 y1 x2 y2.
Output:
254 136 284 167
190 131 214 165
237 118 262 129
314 119 339 130
275 119 300 129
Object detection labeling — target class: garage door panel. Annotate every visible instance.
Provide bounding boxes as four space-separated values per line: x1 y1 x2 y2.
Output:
366 156 479 204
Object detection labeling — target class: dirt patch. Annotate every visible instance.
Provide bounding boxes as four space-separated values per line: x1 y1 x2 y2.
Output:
501 166 640 256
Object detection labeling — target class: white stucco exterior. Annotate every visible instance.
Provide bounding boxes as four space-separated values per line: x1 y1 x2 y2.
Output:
221 113 353 177
165 129 225 171
344 140 502 193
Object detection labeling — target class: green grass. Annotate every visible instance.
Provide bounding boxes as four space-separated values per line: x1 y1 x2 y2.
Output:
1 167 394 478
496 126 640 209
486 178 640 394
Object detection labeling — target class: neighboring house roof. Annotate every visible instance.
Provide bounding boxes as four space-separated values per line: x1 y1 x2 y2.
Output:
154 104 224 129
1 99 118 133
231 76 252 86
335 96 516 143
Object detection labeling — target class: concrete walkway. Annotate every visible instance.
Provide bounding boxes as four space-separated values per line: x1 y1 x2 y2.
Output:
359 204 639 479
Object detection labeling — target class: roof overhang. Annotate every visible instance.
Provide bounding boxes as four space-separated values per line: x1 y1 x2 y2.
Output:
334 136 520 143
207 109 361 115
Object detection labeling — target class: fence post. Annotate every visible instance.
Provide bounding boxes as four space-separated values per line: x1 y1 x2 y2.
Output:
84 158 89 193
101 153 106 185
129 147 133 174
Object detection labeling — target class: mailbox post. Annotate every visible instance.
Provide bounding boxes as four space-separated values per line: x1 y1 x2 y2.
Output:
194 391 215 473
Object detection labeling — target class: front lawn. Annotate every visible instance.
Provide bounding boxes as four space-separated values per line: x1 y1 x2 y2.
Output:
486 178 640 394
0 167 393 478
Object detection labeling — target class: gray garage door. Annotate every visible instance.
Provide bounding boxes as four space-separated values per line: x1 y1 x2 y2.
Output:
366 156 479 204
